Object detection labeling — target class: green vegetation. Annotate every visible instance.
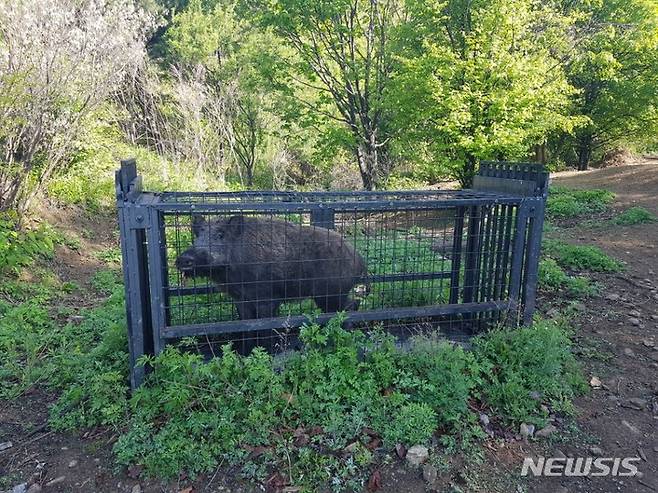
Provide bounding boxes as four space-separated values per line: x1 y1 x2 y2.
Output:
0 214 55 274
538 258 599 298
546 187 615 219
543 239 623 272
612 206 656 225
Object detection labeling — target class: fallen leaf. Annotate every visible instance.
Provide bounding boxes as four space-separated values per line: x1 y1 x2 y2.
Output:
365 437 382 451
367 470 382 491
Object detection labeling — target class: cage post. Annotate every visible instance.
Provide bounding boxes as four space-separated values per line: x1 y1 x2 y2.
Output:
146 207 167 355
448 207 465 304
521 196 548 324
115 159 153 389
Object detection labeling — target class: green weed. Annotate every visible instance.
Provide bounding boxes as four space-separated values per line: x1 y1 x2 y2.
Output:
0 213 55 274
547 187 614 219
543 239 623 272
612 206 656 225
538 258 599 298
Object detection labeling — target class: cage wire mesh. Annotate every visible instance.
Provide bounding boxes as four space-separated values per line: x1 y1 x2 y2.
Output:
116 160 547 387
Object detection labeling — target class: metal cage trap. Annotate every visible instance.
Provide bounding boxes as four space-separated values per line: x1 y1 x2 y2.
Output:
116 159 548 388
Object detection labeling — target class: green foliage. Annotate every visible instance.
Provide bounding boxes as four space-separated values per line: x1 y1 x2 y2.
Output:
546 186 615 218
538 258 599 298
381 402 437 447
0 214 55 274
91 269 122 294
473 320 586 425
612 206 656 225
392 0 579 186
543 239 623 272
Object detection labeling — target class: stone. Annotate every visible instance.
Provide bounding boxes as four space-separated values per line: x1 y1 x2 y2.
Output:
629 397 647 408
422 464 438 484
67 460 78 468
629 318 641 326
590 376 602 388
605 293 621 301
45 477 65 487
406 445 429 466
131 485 142 493
621 420 640 434
642 339 655 347
0 442 13 452
629 310 641 318
535 424 557 438
589 446 604 456
651 315 658 321
479 413 490 426
624 348 635 357
520 423 535 439
26 485 41 493
11 484 27 493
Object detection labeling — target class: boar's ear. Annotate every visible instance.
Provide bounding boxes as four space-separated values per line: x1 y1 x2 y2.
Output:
191 215 206 237
225 215 245 237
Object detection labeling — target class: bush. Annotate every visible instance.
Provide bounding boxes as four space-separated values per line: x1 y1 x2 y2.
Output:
612 206 656 225
547 187 615 219
538 258 599 298
543 239 623 272
0 213 55 275
473 319 586 425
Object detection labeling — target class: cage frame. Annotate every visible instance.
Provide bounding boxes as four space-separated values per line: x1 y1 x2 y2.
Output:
116 159 548 388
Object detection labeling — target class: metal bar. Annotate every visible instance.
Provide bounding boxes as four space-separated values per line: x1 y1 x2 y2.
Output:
449 207 465 304
146 208 167 355
462 206 482 304
522 197 546 324
508 200 532 319
156 198 523 214
166 271 454 298
162 300 512 338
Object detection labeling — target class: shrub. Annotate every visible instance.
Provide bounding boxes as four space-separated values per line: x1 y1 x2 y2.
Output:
473 319 586 425
546 187 615 219
538 258 599 298
612 206 656 225
543 239 623 272
0 213 55 274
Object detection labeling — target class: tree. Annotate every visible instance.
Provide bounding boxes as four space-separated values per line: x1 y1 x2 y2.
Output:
256 0 404 190
0 0 152 213
558 0 658 170
391 0 577 187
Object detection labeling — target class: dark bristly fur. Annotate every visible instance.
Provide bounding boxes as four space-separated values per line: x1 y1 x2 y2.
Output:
176 215 367 349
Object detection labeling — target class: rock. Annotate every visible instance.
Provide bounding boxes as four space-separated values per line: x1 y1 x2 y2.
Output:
629 397 647 409
11 484 27 493
131 485 142 493
546 308 561 318
26 485 41 493
605 293 621 301
589 446 604 456
621 420 640 434
520 423 535 439
0 441 13 452
629 310 641 318
406 445 429 466
653 446 658 453
629 318 641 326
479 413 490 426
651 315 658 321
67 459 78 468
590 376 602 388
535 424 557 438
422 464 438 484
395 443 406 458
45 477 65 487
624 348 635 357
642 339 655 347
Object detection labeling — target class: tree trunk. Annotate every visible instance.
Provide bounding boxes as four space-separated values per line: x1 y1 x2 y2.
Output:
577 133 593 171
458 154 478 188
356 142 377 191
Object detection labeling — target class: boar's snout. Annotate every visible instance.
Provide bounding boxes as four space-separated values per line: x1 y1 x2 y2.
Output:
175 248 211 276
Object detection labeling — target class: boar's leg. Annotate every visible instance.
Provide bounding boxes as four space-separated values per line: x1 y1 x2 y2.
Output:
314 293 350 313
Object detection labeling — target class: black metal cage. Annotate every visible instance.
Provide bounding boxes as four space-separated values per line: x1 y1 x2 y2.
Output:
116 160 548 388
